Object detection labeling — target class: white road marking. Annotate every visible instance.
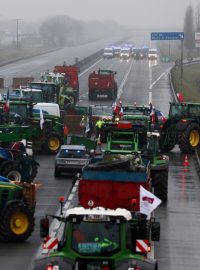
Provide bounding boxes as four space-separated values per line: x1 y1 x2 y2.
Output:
117 61 133 98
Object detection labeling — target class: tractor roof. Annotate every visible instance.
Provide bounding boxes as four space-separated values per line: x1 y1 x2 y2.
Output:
65 207 132 220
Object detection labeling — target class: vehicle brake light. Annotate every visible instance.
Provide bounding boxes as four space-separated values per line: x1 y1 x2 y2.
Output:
46 265 53 270
102 266 110 270
46 265 59 270
147 243 151 252
181 119 187 123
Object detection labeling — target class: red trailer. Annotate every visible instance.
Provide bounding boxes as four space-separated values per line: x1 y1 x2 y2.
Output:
79 156 151 211
88 69 118 100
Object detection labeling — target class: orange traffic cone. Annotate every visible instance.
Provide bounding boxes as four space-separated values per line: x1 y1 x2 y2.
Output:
183 155 189 166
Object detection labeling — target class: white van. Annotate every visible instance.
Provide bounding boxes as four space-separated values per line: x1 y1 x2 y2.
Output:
33 103 60 117
148 49 158 60
103 47 114 58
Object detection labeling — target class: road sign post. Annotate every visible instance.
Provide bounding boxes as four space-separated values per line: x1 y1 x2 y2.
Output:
151 32 184 86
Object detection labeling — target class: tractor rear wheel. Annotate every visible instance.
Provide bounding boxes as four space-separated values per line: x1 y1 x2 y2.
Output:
178 123 200 153
29 162 38 181
44 134 62 154
0 202 34 241
1 164 22 181
152 170 168 202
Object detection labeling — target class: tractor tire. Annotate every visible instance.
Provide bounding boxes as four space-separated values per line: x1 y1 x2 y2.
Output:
178 123 200 153
29 162 38 181
0 202 34 241
86 158 131 171
54 168 61 178
139 218 150 239
1 164 22 181
44 133 63 154
152 170 168 202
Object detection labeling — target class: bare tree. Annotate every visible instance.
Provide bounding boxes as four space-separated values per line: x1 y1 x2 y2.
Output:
39 15 83 47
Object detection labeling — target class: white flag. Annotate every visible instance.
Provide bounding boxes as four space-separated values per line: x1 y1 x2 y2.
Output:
40 108 44 130
140 186 161 220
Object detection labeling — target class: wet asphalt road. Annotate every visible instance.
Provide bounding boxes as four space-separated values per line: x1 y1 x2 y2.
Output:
0 52 200 270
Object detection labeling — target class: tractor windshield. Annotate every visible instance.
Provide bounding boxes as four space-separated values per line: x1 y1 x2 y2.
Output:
170 104 188 118
72 220 120 256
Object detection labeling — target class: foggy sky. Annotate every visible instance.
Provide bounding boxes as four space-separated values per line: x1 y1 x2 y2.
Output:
1 0 200 29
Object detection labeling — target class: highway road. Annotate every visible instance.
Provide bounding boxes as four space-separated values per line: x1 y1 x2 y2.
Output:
0 48 200 270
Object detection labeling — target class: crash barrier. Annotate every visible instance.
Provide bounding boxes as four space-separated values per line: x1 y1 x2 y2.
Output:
170 57 200 102
73 38 125 71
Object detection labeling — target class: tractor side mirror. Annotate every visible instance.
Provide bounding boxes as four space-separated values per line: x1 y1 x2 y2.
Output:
40 217 49 238
151 221 160 241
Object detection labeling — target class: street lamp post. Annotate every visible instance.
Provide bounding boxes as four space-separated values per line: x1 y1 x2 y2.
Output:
16 19 21 49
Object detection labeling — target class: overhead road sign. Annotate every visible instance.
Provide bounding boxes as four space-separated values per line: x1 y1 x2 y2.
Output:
151 32 184 40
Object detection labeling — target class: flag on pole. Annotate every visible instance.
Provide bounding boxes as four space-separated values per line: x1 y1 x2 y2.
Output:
40 108 44 130
3 89 9 112
140 186 161 220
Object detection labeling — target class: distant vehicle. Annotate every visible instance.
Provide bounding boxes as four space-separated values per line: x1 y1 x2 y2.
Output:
132 48 145 60
103 47 114 58
148 48 159 60
54 145 90 177
112 45 121 56
120 47 131 60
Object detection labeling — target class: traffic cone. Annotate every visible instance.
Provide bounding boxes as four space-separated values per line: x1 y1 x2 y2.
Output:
183 155 189 166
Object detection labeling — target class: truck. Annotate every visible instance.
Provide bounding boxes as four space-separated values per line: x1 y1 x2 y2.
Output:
159 102 200 153
0 100 65 154
120 47 132 60
103 46 114 58
88 69 118 101
0 178 36 241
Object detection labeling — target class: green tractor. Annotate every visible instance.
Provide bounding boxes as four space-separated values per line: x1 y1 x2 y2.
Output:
0 100 65 154
32 206 160 270
104 126 169 202
0 179 36 241
159 102 200 153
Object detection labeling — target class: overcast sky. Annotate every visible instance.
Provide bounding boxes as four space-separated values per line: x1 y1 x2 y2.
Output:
1 0 200 29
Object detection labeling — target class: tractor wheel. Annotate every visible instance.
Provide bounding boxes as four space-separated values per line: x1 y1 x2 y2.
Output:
159 142 175 153
1 164 22 181
152 170 168 202
178 123 200 153
0 202 34 241
29 162 38 181
139 218 150 239
54 168 61 178
44 134 62 154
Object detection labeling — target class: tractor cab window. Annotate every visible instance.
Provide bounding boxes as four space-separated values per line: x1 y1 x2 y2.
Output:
171 104 188 118
72 220 120 256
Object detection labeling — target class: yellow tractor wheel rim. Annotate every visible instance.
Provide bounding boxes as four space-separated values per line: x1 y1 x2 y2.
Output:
10 212 29 235
48 137 60 151
190 129 200 147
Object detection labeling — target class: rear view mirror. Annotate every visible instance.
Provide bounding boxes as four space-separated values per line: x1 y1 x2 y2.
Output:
40 217 49 238
151 221 160 241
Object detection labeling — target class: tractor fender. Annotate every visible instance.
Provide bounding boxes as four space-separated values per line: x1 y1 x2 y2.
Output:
176 120 198 132
2 200 25 212
0 160 16 172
